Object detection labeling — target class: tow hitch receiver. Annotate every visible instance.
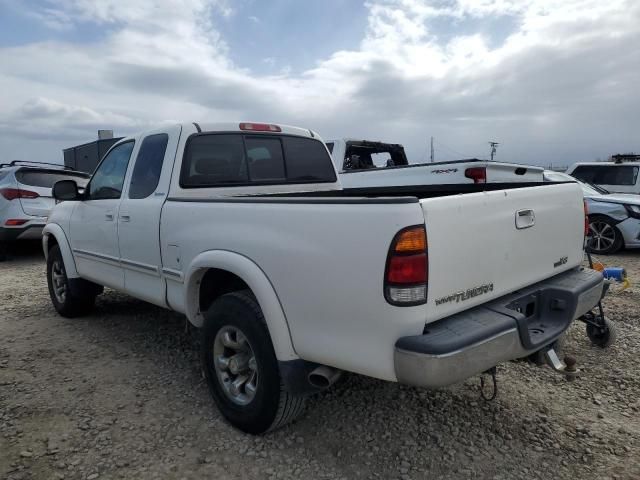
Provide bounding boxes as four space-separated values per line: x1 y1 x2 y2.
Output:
542 348 578 381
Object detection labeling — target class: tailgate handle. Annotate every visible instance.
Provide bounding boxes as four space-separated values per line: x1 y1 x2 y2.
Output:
515 209 535 229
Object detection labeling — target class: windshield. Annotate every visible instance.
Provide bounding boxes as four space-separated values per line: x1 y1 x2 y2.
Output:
543 171 603 196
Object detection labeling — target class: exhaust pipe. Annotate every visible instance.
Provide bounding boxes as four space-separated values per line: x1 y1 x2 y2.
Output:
308 365 342 389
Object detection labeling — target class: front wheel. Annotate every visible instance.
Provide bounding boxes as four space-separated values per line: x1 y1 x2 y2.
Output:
587 216 623 255
201 290 305 434
47 245 96 317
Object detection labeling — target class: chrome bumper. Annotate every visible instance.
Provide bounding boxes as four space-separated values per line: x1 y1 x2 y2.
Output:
394 268 604 388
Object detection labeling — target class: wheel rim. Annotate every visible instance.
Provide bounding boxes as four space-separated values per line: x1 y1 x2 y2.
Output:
588 221 616 252
51 260 67 304
213 326 258 406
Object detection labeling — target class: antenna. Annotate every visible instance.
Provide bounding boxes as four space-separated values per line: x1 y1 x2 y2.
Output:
489 141 499 161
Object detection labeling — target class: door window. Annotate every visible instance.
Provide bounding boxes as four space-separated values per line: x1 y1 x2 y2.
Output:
88 141 135 199
128 134 168 199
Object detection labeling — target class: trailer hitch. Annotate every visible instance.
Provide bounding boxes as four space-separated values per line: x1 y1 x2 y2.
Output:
542 347 578 381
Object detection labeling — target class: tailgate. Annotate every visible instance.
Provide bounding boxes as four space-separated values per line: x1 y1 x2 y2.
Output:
421 183 585 323
15 169 88 217
16 183 55 217
486 163 544 182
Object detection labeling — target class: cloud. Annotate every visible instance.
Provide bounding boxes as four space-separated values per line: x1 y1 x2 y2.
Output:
1 0 639 166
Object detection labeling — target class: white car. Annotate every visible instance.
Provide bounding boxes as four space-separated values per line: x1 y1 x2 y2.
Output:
566 162 640 195
326 138 544 189
0 161 89 258
43 122 602 434
544 170 640 254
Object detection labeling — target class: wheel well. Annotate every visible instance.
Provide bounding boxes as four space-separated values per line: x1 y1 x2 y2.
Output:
47 234 59 253
199 268 250 314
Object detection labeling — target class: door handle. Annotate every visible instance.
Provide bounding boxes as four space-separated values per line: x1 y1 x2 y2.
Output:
515 209 535 229
120 214 131 222
105 213 114 221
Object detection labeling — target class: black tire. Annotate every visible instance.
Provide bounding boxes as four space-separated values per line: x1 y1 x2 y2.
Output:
201 290 306 434
586 316 617 348
587 215 623 255
47 245 97 317
0 242 7 262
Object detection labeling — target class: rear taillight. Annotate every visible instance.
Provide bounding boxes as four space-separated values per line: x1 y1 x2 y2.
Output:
465 167 487 184
0 188 40 200
385 226 428 305
584 200 589 237
239 122 282 132
5 219 28 226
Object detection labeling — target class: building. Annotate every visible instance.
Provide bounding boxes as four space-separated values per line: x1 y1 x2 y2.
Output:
63 130 123 173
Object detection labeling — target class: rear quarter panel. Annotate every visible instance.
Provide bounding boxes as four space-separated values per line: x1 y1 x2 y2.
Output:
161 199 426 381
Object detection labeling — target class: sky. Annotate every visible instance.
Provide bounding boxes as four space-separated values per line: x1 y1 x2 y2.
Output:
0 0 639 167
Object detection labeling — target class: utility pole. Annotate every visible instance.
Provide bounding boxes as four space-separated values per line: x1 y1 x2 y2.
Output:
430 136 434 163
489 141 499 161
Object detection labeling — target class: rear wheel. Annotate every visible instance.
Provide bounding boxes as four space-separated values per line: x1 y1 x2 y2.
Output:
0 242 7 262
47 245 97 317
587 215 623 254
201 290 305 434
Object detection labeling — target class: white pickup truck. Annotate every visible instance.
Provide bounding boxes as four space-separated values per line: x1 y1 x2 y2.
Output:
327 138 544 188
43 122 603 434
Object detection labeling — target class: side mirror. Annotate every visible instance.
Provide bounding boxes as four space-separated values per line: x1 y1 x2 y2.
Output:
53 180 80 201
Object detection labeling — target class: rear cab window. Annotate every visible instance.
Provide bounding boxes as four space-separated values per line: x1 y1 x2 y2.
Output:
180 134 336 188
572 165 639 186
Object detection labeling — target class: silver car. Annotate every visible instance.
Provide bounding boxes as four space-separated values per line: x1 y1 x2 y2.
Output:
0 161 89 258
544 170 640 254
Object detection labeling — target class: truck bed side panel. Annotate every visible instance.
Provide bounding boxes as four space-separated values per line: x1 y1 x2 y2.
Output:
160 199 426 381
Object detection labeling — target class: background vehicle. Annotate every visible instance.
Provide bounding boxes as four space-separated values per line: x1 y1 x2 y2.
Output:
326 138 544 188
567 162 640 195
0 161 89 258
544 171 640 254
43 123 602 434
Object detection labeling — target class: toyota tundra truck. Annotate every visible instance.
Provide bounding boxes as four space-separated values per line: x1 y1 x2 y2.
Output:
43 122 603 434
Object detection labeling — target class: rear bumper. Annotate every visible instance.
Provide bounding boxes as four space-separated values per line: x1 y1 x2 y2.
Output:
394 268 604 388
0 223 46 242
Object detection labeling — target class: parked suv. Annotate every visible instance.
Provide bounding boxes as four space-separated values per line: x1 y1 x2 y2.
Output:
567 162 640 195
0 161 89 258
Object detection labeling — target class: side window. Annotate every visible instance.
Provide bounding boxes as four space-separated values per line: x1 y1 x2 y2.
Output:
572 166 598 184
598 166 638 186
245 137 286 181
128 134 169 199
325 142 334 154
88 141 134 199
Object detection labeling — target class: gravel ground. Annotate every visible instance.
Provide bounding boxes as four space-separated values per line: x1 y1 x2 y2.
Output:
1 243 639 480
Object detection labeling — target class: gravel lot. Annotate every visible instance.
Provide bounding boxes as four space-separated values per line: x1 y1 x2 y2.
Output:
1 243 639 480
